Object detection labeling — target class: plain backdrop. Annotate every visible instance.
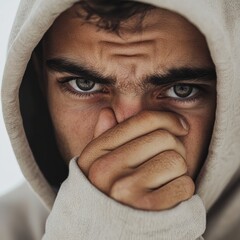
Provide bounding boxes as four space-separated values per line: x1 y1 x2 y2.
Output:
0 0 23 196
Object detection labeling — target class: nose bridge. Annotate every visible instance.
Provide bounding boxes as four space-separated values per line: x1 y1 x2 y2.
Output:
111 94 144 123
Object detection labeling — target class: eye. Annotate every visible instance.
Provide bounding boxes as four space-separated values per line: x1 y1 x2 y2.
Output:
68 78 102 93
57 76 110 99
166 84 199 99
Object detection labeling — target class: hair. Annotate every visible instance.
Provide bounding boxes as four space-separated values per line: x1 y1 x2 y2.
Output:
77 0 155 32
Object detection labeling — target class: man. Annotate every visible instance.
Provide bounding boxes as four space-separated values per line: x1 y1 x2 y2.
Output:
1 0 240 239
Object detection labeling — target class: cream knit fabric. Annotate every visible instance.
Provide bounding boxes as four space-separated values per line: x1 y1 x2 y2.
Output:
43 160 206 239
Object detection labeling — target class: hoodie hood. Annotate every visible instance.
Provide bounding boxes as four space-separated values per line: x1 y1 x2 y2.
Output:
1 0 240 215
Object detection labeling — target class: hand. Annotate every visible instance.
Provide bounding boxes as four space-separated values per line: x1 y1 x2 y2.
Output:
78 109 195 211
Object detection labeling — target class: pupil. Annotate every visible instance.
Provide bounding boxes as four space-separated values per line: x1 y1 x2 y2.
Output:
174 85 192 98
76 79 95 91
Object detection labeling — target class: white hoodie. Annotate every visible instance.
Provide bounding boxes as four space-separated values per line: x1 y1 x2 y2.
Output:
1 0 240 239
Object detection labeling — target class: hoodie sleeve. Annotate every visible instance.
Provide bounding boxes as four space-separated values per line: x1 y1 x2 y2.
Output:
42 158 206 240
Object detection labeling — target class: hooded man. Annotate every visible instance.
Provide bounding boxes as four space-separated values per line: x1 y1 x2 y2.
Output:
1 0 240 239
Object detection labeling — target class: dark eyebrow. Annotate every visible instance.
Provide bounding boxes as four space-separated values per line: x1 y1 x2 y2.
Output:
46 58 216 87
46 58 114 85
147 67 216 86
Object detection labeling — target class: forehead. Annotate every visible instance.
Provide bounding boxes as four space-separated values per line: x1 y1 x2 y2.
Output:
44 4 213 83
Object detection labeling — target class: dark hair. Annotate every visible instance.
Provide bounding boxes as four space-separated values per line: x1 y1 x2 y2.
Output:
77 0 155 32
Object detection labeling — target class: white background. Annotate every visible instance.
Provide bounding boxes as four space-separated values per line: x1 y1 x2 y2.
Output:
0 0 23 196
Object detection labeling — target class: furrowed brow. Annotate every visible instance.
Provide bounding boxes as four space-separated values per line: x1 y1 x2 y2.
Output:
147 67 216 85
46 58 114 85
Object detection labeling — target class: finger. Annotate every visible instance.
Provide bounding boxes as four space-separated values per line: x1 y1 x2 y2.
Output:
121 151 187 190
79 111 188 172
93 111 188 148
88 132 185 193
109 130 186 167
93 108 118 138
110 175 195 211
137 175 195 211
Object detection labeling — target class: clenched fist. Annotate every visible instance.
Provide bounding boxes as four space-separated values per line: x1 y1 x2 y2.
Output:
78 109 195 211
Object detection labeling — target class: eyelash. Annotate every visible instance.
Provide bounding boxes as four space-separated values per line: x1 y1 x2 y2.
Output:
57 77 205 104
159 84 204 104
58 77 109 98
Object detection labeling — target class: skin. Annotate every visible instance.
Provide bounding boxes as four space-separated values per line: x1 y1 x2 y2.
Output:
42 5 216 210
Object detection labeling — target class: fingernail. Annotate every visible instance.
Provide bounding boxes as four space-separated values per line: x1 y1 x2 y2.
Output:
179 117 189 131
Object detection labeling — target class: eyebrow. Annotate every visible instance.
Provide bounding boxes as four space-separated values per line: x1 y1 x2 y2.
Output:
46 58 216 86
46 58 114 85
147 68 216 86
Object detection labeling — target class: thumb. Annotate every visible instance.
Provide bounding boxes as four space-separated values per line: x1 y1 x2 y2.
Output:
93 108 118 139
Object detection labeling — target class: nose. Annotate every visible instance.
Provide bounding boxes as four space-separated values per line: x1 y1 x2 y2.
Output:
111 94 145 123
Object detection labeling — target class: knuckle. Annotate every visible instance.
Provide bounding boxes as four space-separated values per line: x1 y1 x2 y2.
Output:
110 181 123 200
88 160 104 187
162 151 187 174
183 176 195 197
174 153 188 174
79 148 88 161
80 141 96 159
161 133 186 159
177 176 195 198
138 110 152 119
136 110 156 123
78 150 88 169
78 145 98 169
155 131 178 148
134 194 153 210
164 132 178 147
110 178 133 202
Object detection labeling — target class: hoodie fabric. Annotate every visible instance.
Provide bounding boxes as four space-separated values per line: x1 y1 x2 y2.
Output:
1 0 240 239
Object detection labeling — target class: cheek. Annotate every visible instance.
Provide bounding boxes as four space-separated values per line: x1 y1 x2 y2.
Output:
45 77 107 161
47 90 102 161
183 109 215 178
52 108 99 161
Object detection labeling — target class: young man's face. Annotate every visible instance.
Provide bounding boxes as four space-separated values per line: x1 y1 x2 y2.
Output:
43 5 216 180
